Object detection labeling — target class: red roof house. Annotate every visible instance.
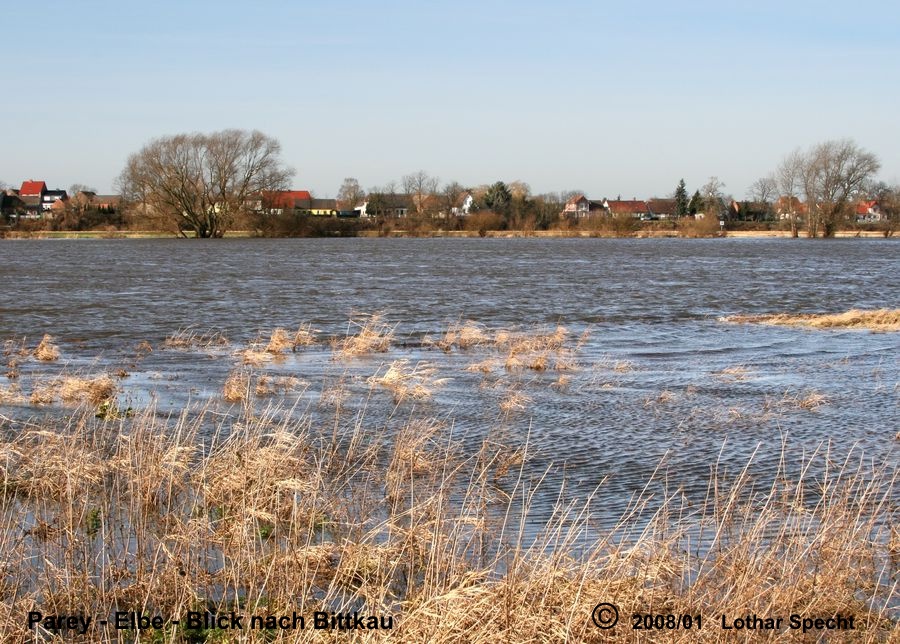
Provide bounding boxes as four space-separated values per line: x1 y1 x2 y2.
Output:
19 180 47 197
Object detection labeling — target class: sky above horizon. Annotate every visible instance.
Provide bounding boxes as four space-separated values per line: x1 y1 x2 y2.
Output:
2 0 898 199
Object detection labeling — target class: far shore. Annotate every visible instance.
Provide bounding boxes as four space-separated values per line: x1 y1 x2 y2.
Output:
0 228 894 240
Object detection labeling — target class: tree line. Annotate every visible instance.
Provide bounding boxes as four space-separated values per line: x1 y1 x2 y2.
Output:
5 131 895 237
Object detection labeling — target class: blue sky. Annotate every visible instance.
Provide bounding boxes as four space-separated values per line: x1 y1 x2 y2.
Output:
2 0 898 198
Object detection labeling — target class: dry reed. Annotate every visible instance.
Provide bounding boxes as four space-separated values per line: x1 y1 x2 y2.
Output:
29 375 116 406
0 406 892 642
722 308 900 332
223 370 250 402
368 360 447 402
334 314 395 357
33 334 60 361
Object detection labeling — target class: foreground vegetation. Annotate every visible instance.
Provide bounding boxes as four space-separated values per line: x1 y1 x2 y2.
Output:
0 405 895 643
1 316 897 641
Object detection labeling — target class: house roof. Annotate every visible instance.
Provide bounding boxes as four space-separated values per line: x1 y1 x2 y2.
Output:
856 200 878 215
257 190 312 209
647 198 676 215
565 194 587 206
309 198 337 210
20 180 46 196
605 199 649 214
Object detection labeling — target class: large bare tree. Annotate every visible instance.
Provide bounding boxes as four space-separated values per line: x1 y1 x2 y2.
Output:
118 129 293 237
800 139 880 237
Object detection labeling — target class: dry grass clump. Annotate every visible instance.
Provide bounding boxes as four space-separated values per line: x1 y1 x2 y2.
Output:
499 325 568 355
792 391 829 410
0 406 894 643
499 389 532 413
223 370 251 402
771 389 830 411
29 375 116 406
0 384 24 404
5 357 19 379
466 357 501 374
264 324 318 355
291 322 318 348
334 314 395 357
33 334 60 361
254 374 303 397
368 360 447 402
429 320 491 352
722 308 900 332
59 375 116 405
163 327 229 349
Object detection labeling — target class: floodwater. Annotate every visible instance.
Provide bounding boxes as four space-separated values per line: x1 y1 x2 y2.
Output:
1 237 898 528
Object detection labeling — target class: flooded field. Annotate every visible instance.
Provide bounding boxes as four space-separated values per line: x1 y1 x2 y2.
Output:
0 237 897 641
2 238 897 512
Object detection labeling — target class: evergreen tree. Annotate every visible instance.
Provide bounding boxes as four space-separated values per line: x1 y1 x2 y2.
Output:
483 181 512 216
675 179 689 218
688 190 702 215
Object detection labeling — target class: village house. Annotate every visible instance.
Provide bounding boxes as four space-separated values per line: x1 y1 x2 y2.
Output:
41 189 68 212
450 192 474 217
603 199 650 218
646 198 676 219
358 193 413 218
246 190 313 215
300 198 339 216
560 194 605 218
855 200 883 222
775 196 807 221
18 180 49 218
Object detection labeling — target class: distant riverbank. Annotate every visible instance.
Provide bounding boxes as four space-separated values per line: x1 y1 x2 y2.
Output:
0 228 894 240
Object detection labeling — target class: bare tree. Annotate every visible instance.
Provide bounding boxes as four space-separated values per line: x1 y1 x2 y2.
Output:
871 183 899 236
701 176 726 219
117 129 293 238
748 175 777 204
801 139 880 237
402 170 439 216
336 177 365 211
441 181 466 219
775 149 805 237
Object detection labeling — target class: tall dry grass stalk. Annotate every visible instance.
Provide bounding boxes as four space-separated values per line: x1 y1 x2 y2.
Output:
333 314 395 357
0 406 895 642
722 308 900 332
